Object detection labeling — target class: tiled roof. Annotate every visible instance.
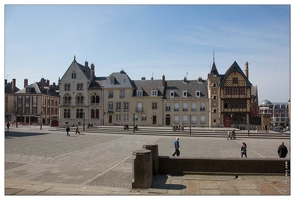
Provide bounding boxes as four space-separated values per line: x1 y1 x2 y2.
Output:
132 80 164 97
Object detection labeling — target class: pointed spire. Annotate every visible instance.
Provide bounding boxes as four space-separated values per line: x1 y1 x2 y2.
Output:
74 55 76 61
213 50 215 64
209 51 219 77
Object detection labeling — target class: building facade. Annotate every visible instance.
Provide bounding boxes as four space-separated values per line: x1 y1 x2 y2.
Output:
58 56 262 128
8 78 59 125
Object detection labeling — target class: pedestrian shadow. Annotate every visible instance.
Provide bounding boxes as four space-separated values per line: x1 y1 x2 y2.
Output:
5 131 49 139
151 175 186 190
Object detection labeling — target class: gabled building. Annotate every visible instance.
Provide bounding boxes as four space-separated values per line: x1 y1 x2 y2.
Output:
5 79 20 123
14 78 59 125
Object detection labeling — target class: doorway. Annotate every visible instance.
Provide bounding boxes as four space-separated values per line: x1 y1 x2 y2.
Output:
109 115 112 124
153 115 157 124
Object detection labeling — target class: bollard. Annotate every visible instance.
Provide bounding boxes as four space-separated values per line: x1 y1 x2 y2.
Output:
143 144 159 175
132 149 153 188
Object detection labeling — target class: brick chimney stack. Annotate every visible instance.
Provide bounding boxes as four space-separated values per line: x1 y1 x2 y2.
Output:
162 75 165 87
24 79 28 87
244 62 249 79
90 64 95 81
5 79 7 85
12 78 16 92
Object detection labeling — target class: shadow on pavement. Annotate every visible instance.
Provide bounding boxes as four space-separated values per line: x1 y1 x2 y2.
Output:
5 131 50 139
151 175 186 190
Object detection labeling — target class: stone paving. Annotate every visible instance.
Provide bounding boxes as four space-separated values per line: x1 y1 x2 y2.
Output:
4 125 291 195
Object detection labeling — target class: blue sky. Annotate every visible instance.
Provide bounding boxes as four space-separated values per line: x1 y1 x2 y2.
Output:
4 4 291 102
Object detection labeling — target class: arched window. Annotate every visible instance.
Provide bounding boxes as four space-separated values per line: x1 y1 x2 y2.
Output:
76 94 84 105
63 94 71 105
91 94 100 104
96 109 99 119
77 82 83 90
64 83 71 91
64 109 71 118
91 109 95 118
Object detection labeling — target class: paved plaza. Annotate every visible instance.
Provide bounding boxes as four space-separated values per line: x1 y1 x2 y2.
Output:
4 125 290 195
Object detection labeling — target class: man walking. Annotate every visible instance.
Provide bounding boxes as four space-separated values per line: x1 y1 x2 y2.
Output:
75 125 80 134
66 126 70 136
172 137 180 156
278 142 288 158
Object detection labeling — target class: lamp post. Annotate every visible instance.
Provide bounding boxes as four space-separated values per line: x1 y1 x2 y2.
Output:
83 112 85 131
189 114 191 135
40 111 43 130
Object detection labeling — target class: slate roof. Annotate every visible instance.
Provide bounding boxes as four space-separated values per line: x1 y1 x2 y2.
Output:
101 71 134 89
16 82 59 96
132 80 164 97
5 82 20 94
164 79 208 99
208 61 219 78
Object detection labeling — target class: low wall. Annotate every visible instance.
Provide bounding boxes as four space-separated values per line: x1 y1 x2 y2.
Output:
158 156 290 175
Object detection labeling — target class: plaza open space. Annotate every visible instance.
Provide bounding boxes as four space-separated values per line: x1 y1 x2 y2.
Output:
5 125 290 195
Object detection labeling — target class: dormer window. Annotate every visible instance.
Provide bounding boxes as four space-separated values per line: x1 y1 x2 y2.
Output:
196 91 200 98
170 91 175 98
151 89 158 96
110 76 115 84
183 91 188 98
137 89 143 97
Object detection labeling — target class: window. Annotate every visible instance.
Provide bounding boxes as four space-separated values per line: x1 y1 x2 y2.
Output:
108 90 113 99
137 102 143 112
196 91 200 98
174 102 179 111
151 90 158 96
76 109 83 118
76 95 84 105
183 115 188 124
183 102 188 111
142 114 147 121
191 102 197 111
183 91 187 98
64 109 71 118
124 114 129 121
33 96 37 106
116 114 121 121
232 77 238 84
166 103 171 111
108 102 113 111
77 83 83 90
91 109 99 118
137 89 143 96
116 102 121 111
110 76 115 84
213 83 216 87
170 91 175 98
91 94 100 104
64 83 71 91
152 102 157 109
72 71 76 79
174 115 179 124
213 95 216 100
64 94 71 105
200 115 206 124
213 108 217 113
120 90 125 98
25 96 30 106
134 114 138 121
200 102 206 111
124 102 129 111
191 115 197 124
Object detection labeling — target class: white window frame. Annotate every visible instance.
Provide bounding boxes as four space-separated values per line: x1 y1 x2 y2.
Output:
151 90 158 96
170 91 175 98
183 91 188 98
196 91 201 98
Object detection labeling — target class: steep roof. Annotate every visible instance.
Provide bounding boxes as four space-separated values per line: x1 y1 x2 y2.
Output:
5 82 20 94
208 61 219 78
16 82 59 96
101 71 133 89
219 61 252 87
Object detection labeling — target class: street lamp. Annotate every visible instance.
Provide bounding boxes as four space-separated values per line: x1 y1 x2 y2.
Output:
40 111 43 130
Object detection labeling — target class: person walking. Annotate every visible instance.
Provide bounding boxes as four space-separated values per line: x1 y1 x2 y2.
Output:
6 122 10 131
66 126 70 136
75 125 80 134
277 142 288 158
241 142 247 158
172 137 180 156
227 130 231 140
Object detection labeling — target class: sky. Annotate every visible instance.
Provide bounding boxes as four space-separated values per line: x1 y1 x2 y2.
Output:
3 2 291 103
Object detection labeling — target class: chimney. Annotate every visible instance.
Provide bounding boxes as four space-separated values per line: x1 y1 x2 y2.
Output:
24 79 28 87
85 61 88 67
90 64 95 81
183 77 187 83
53 82 56 90
47 79 50 86
5 79 7 85
244 62 249 79
12 78 16 92
162 75 165 87
141 77 146 80
41 78 45 89
198 77 202 83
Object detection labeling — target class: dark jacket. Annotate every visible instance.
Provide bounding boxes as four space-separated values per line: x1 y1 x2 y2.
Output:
66 127 70 132
278 144 288 158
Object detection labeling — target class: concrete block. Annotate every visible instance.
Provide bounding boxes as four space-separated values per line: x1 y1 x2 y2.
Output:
142 144 159 175
132 149 152 188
